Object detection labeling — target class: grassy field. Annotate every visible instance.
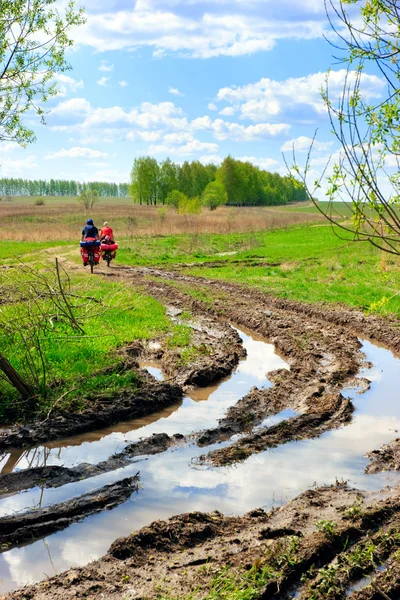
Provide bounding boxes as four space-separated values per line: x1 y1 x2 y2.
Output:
1 209 399 421
0 198 324 241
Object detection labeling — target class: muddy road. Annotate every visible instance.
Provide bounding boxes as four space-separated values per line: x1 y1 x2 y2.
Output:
0 264 400 598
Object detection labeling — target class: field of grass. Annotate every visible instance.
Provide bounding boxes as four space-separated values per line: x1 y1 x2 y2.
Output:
0 268 196 421
0 199 324 241
115 224 400 316
1 210 399 422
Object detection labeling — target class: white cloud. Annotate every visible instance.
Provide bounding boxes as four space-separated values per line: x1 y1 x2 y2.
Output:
208 103 217 111
119 80 128 87
97 76 109 86
219 107 235 116
99 61 114 72
46 147 109 160
0 142 19 153
237 156 280 170
73 2 329 58
199 154 223 165
169 86 184 97
216 70 385 123
190 115 289 140
50 97 91 117
281 136 333 153
54 74 84 97
0 156 38 177
148 139 219 155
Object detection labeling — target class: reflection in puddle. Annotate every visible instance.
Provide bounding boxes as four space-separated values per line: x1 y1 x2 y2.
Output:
144 366 164 381
345 563 387 596
0 338 399 593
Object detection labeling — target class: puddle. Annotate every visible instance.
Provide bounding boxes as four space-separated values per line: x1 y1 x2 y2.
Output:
0 337 400 593
345 563 387 596
143 365 164 381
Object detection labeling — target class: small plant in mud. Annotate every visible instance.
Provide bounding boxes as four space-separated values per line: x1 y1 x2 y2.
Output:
315 520 337 539
343 499 364 521
166 324 192 348
268 536 301 570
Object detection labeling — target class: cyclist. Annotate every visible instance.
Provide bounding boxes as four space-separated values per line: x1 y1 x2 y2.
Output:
100 221 114 241
81 218 99 241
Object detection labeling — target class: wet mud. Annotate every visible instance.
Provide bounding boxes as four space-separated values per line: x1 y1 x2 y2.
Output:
4 483 400 600
199 392 354 465
0 380 183 450
2 265 400 597
0 475 139 553
366 438 400 474
124 312 245 389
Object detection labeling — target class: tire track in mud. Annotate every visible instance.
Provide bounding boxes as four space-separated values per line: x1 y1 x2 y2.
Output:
0 475 139 553
1 264 400 598
4 483 400 599
1 264 396 494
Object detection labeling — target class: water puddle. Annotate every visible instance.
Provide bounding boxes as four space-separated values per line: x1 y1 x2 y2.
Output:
345 564 387 596
0 337 399 592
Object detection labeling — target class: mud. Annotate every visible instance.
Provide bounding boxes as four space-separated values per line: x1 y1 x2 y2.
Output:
199 392 354 464
4 483 400 600
2 265 400 597
366 438 400 474
0 379 183 450
0 475 139 552
124 312 245 389
0 434 183 497
111 267 370 463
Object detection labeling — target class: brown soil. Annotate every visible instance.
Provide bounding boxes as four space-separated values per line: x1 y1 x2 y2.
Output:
123 310 245 389
0 379 183 450
199 392 354 465
4 483 399 600
366 438 400 474
2 265 400 599
0 475 139 552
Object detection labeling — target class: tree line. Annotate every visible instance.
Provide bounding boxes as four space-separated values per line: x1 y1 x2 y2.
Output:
130 156 308 209
0 179 129 198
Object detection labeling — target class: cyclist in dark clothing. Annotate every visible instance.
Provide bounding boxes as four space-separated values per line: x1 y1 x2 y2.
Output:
81 218 99 241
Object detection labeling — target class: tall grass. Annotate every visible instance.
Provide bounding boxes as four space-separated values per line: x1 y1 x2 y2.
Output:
0 203 324 242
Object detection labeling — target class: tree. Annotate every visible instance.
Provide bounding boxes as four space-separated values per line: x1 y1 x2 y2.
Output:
79 189 99 210
0 0 85 146
295 0 400 256
158 158 178 204
130 157 159 205
165 189 187 209
202 181 227 210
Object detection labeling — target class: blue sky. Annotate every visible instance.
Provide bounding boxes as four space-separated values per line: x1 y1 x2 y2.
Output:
0 0 385 189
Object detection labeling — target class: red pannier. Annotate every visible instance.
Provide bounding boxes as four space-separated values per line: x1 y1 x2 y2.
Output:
80 238 101 265
101 239 118 260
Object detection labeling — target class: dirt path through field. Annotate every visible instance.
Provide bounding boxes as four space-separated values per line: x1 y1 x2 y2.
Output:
1 259 400 598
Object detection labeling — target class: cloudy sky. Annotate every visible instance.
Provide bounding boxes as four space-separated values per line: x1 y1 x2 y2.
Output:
1 0 385 187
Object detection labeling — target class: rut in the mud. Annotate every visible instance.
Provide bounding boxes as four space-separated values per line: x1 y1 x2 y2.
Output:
0 475 139 552
0 310 244 450
4 483 400 600
2 266 400 598
0 433 182 498
366 438 400 474
0 379 183 450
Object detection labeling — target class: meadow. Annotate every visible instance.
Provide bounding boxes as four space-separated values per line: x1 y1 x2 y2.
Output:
0 196 324 241
1 199 399 422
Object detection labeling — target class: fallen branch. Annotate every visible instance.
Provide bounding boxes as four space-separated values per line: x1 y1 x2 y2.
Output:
371 582 392 600
40 387 78 424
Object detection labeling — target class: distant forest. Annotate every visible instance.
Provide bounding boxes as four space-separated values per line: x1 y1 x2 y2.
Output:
0 179 129 197
130 156 309 207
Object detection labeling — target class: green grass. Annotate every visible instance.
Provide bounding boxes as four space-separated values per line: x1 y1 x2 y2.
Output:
0 274 173 419
0 240 71 261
